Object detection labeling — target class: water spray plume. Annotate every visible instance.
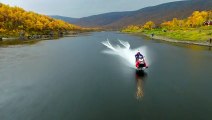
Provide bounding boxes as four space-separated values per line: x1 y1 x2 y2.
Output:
102 39 150 69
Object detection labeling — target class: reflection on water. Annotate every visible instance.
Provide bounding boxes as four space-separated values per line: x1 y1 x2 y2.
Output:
135 70 147 100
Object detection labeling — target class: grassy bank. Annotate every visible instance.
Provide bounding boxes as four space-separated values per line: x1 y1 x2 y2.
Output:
122 27 212 47
142 26 212 41
122 10 212 43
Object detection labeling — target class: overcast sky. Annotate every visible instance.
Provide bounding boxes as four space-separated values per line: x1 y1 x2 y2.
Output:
0 0 182 18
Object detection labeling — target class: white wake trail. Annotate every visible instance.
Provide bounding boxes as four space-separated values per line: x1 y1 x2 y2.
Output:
101 39 150 69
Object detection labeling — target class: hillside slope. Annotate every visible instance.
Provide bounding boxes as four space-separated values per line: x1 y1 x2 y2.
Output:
0 3 81 36
50 15 79 23
107 0 212 28
59 0 212 29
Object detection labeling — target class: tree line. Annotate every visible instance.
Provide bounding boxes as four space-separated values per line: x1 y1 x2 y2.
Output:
0 3 82 37
122 10 212 32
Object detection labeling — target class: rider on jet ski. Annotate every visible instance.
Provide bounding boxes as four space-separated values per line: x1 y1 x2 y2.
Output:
135 50 143 61
135 50 148 69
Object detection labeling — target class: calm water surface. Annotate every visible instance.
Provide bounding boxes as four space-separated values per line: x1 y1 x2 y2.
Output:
0 32 212 120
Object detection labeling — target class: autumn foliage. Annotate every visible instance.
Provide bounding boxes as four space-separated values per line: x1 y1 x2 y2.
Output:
0 3 82 36
143 21 155 30
161 11 212 29
122 10 212 41
123 10 211 32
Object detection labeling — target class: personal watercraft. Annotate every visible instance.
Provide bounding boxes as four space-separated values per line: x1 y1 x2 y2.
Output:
135 57 148 71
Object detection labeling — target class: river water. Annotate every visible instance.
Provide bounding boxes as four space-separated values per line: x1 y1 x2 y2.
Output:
0 32 212 120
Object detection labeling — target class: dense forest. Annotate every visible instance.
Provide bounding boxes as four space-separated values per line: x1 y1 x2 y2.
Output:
0 3 83 37
122 10 212 41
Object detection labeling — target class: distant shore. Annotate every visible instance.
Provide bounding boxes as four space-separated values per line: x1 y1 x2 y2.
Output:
124 32 212 47
144 33 212 47
0 31 88 46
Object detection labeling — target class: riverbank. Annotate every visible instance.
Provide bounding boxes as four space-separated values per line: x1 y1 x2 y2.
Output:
142 26 211 40
142 33 212 47
0 36 59 46
125 32 212 47
0 31 92 46
121 10 212 47
0 39 40 47
122 27 212 47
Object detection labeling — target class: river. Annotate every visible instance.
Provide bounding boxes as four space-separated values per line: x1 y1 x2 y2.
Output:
0 32 212 120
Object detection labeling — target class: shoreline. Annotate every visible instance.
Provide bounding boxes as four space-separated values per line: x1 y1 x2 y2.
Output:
0 32 90 46
127 32 212 47
0 39 41 47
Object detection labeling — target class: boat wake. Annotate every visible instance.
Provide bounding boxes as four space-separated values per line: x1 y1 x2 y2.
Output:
101 39 150 69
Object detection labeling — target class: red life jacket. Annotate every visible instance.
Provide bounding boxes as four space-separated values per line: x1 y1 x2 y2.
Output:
136 61 140 68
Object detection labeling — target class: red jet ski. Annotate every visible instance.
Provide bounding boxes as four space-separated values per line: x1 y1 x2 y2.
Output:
135 57 148 70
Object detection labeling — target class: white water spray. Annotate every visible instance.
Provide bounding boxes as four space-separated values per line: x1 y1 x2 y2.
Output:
102 39 150 69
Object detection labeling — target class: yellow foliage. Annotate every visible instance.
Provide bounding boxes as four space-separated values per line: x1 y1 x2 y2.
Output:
161 10 211 29
0 28 6 32
143 21 155 30
0 3 81 34
122 25 142 32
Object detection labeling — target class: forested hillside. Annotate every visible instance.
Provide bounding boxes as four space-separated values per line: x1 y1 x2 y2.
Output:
0 3 81 37
59 0 212 29
122 10 212 41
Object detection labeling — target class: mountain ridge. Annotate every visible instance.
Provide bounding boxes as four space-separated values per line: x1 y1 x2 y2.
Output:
51 0 212 29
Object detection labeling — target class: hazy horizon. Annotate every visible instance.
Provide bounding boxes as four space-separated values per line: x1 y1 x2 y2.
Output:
0 0 182 18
